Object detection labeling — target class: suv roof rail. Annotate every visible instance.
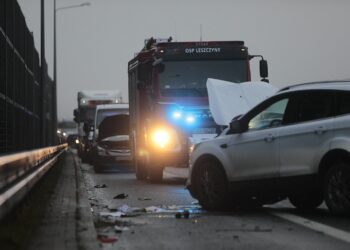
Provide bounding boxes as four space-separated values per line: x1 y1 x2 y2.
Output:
279 80 350 92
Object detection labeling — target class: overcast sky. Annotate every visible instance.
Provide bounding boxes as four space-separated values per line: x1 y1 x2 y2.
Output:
18 0 350 120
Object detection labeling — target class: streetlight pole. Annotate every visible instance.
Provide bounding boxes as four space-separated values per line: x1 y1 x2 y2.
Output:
53 0 57 144
41 0 46 146
53 1 90 144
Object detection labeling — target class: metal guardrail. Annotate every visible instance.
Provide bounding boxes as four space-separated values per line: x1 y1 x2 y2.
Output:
0 144 68 220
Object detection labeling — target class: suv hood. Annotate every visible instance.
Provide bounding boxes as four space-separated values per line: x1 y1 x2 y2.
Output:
207 78 278 126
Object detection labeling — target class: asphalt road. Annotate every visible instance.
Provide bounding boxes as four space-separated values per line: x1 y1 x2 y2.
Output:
78 153 350 250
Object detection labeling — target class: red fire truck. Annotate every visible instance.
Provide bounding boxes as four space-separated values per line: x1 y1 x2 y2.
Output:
128 37 268 181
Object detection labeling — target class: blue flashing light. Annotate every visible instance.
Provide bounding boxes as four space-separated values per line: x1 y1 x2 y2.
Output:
167 106 198 128
185 115 195 124
172 111 182 119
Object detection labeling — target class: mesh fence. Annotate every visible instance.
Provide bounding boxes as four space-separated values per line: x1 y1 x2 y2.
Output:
0 0 55 154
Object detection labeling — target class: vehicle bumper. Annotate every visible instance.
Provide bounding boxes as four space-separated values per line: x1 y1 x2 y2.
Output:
93 153 131 167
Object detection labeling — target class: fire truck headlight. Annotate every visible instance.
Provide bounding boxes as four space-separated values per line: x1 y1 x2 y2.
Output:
151 128 171 148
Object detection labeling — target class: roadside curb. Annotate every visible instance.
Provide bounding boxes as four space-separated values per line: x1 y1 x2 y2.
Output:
72 150 100 250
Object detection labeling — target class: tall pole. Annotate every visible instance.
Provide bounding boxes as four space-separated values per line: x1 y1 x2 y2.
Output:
40 0 46 146
54 2 90 146
53 0 58 144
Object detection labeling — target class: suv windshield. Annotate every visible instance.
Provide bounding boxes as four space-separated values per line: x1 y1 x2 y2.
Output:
159 60 247 97
96 109 128 129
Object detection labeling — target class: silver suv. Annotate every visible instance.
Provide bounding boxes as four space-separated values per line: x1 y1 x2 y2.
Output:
187 81 350 215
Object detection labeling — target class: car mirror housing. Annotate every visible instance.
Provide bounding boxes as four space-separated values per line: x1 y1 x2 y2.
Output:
229 120 246 134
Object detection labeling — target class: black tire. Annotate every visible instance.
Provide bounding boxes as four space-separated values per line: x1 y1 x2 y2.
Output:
193 159 231 210
148 165 163 183
135 159 147 180
289 189 323 210
324 162 350 215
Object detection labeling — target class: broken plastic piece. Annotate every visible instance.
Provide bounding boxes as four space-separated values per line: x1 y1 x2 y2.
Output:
114 193 128 199
97 235 118 243
114 225 130 233
145 206 166 213
100 211 125 218
138 197 152 201
94 184 107 188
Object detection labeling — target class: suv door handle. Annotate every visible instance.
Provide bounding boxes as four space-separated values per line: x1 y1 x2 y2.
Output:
314 126 327 135
264 134 275 143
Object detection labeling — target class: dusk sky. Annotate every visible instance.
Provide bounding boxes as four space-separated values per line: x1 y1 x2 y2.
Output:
18 0 350 120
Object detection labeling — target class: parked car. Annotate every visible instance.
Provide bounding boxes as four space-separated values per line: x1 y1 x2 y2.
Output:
187 81 350 215
92 113 131 172
93 104 129 141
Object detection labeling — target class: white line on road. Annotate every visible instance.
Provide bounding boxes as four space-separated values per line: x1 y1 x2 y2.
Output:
270 211 350 244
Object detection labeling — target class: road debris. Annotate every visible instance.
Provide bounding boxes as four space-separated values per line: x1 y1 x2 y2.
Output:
145 206 167 213
114 225 130 233
94 184 107 188
97 235 118 244
114 193 128 199
138 197 152 201
100 211 125 218
103 204 203 220
175 209 190 219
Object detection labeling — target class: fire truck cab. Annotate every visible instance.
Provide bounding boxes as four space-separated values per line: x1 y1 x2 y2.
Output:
128 37 268 181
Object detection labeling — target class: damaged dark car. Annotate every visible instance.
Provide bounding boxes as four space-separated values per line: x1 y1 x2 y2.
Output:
92 114 131 172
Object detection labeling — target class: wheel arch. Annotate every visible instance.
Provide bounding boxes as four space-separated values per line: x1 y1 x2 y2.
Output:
319 149 350 177
191 154 228 184
190 154 231 208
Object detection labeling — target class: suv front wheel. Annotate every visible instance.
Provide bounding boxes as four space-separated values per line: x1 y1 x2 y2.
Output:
193 159 231 210
324 162 350 215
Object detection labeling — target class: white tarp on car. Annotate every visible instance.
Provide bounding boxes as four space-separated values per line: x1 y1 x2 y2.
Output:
207 78 278 126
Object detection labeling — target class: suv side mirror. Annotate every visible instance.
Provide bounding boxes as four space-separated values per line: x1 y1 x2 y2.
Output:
259 59 268 79
229 120 246 134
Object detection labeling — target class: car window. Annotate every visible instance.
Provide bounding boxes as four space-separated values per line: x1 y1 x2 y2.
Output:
335 91 350 116
248 98 289 131
283 91 334 124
